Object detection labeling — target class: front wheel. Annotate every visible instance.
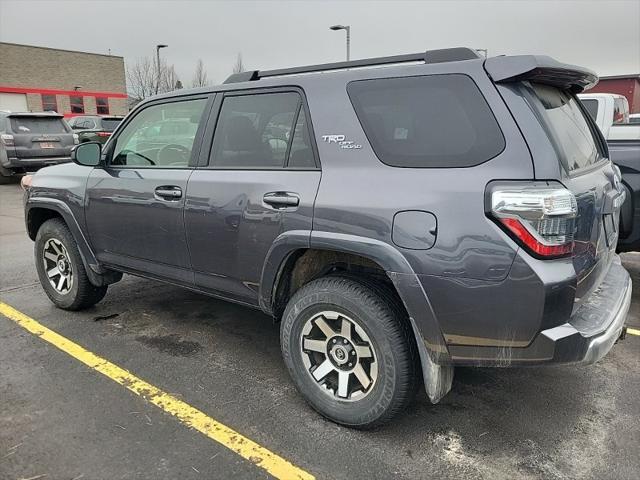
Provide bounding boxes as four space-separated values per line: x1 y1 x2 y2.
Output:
35 218 108 310
280 276 419 428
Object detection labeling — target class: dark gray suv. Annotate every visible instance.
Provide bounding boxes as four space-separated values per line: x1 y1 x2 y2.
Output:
22 48 632 428
1 111 76 180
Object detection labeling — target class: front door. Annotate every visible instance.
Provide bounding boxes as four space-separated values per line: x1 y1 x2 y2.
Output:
85 96 210 284
185 90 321 304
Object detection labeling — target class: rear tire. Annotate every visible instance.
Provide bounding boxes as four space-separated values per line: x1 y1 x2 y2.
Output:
35 218 107 310
280 275 418 428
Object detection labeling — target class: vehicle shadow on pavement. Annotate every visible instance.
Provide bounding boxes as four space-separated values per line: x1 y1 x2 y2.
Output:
91 275 637 480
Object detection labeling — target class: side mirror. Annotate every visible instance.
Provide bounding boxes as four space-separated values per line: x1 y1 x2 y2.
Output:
71 142 102 166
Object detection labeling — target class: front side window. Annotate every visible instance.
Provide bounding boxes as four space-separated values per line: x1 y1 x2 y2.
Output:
347 74 505 168
210 92 313 168
111 98 206 168
96 97 109 115
42 94 58 112
70 96 84 114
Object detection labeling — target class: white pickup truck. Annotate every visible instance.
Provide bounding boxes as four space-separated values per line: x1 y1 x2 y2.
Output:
578 93 640 140
579 93 640 251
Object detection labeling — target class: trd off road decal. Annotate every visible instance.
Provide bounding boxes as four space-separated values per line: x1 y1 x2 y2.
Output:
321 134 362 149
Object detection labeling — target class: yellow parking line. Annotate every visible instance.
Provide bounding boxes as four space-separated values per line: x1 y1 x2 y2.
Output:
0 302 314 480
628 327 640 336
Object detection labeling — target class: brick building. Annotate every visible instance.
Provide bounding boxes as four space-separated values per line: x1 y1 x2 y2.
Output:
587 74 640 113
0 42 127 117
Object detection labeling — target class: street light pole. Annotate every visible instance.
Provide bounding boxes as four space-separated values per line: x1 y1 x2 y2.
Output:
329 25 351 61
155 44 168 94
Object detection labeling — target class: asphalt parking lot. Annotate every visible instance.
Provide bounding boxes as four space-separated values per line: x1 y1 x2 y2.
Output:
1 180 639 480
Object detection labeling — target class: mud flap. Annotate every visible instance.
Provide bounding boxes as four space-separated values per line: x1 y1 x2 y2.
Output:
410 317 454 403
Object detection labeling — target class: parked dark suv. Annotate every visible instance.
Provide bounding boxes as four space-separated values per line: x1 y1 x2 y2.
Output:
22 48 632 428
1 111 75 180
66 115 124 144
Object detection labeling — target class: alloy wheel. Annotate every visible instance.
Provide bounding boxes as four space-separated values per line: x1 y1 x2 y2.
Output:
300 311 378 401
42 238 73 294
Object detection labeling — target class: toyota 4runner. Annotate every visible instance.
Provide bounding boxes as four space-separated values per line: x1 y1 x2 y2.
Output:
22 48 632 428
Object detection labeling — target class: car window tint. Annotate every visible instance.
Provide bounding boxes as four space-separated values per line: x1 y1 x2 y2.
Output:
210 92 300 168
10 117 67 134
111 99 206 168
529 83 602 172
101 118 122 131
347 74 505 168
581 99 599 122
287 109 315 168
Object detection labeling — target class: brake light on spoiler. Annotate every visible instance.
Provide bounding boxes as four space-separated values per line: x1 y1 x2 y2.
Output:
490 186 577 258
97 132 112 137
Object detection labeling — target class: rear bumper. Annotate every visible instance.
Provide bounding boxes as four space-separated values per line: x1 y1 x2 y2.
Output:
2 156 71 171
448 256 631 366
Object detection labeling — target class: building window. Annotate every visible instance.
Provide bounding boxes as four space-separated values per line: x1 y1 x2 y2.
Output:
70 96 84 114
42 94 58 112
96 97 109 115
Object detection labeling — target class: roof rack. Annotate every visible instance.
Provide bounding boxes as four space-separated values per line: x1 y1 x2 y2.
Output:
224 47 482 84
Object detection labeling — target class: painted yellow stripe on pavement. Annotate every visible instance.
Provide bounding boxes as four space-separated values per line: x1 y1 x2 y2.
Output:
0 302 314 480
628 327 640 336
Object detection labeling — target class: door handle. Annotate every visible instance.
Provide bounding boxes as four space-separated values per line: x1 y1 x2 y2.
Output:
155 186 182 200
263 192 300 208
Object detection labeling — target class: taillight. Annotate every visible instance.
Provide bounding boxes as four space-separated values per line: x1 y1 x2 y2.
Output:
97 132 111 137
490 187 577 258
1 134 14 146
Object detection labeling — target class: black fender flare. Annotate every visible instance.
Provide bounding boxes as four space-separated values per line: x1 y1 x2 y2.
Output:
259 230 454 403
25 198 120 287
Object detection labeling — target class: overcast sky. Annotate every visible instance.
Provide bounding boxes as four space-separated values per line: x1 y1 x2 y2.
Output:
1 0 639 88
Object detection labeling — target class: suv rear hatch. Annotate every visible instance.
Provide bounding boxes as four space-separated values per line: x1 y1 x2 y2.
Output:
486 56 625 306
8 114 74 159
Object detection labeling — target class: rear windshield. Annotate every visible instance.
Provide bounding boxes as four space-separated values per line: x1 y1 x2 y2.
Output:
528 83 603 172
101 118 122 131
347 74 505 168
10 117 67 134
581 99 599 122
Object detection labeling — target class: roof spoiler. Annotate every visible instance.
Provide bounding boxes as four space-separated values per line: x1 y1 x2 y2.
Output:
484 55 598 92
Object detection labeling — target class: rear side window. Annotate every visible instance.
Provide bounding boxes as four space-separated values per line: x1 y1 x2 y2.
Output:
210 92 315 169
528 83 603 172
347 74 505 168
581 99 599 121
10 117 67 134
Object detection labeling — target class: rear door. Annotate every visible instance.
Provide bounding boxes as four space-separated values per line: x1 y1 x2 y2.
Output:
8 115 74 159
523 83 624 303
185 88 321 305
85 95 211 284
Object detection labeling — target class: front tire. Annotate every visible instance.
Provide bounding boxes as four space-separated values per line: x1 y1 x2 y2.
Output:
35 218 107 310
280 276 418 428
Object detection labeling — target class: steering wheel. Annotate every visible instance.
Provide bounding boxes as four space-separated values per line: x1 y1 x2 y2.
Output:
118 149 155 166
158 144 191 165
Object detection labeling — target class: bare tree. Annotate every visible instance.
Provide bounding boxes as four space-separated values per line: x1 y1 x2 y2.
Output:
126 57 156 103
127 56 182 102
161 64 181 93
233 52 245 74
191 59 209 88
